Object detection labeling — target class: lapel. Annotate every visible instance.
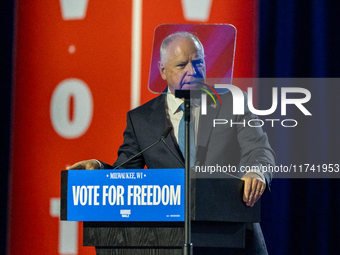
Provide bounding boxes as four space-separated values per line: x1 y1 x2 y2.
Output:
147 94 184 162
196 99 221 165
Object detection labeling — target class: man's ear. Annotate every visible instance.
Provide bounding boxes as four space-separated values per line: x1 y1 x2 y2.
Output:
158 61 167 80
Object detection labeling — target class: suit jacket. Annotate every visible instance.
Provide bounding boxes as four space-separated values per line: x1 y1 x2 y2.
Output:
103 90 276 254
106 91 275 180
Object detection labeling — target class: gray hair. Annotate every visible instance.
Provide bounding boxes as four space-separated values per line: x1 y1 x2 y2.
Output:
160 32 204 64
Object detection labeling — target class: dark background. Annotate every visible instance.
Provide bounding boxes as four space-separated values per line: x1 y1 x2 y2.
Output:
1 0 14 254
259 1 340 254
1 0 340 254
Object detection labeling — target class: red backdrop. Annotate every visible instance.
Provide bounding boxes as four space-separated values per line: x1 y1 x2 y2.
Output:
8 1 258 254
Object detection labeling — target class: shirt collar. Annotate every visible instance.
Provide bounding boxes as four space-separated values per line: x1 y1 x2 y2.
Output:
166 89 184 115
166 87 202 113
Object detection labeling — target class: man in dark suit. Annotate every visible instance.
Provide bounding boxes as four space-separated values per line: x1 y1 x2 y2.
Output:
68 31 275 254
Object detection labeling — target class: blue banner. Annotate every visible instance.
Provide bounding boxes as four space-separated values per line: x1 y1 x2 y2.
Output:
66 169 184 221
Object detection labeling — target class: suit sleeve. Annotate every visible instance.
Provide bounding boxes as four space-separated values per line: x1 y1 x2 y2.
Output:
236 92 276 189
101 111 146 169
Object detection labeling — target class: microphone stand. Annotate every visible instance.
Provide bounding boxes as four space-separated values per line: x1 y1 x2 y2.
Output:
175 90 198 255
113 127 174 170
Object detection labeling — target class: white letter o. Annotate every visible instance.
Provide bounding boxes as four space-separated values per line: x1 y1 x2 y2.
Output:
50 78 93 139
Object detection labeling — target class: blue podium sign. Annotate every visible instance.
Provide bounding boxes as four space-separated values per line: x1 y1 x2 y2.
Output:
65 169 184 221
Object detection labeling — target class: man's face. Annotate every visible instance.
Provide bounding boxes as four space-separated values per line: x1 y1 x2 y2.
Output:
158 36 206 94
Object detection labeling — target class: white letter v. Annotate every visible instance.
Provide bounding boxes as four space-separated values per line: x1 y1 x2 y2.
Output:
181 0 213 21
59 0 89 20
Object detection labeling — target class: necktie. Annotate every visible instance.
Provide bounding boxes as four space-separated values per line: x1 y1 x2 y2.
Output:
178 103 195 166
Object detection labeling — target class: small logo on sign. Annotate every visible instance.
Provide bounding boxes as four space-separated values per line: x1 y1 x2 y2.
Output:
120 209 131 218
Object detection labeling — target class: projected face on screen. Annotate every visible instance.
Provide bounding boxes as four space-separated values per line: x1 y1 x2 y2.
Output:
157 33 206 94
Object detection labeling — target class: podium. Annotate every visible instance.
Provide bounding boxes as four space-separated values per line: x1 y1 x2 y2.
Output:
61 169 260 254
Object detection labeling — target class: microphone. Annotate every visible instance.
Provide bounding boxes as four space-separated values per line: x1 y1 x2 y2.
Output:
113 126 183 169
160 126 173 140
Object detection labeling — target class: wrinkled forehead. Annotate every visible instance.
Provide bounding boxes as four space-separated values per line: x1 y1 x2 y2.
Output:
167 36 204 59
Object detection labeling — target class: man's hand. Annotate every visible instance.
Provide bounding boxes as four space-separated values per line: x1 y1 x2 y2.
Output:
66 159 100 170
241 173 266 207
